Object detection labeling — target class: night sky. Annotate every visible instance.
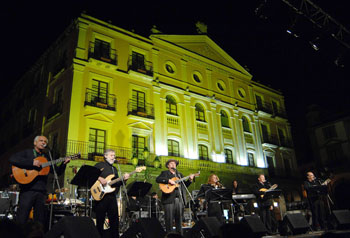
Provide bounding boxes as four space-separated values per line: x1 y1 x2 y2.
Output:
1 1 349 164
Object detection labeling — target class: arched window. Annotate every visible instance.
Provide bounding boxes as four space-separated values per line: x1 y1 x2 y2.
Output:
248 152 255 167
224 149 233 164
198 145 209 160
242 116 250 132
221 110 229 128
168 139 180 157
195 103 205 121
166 95 177 115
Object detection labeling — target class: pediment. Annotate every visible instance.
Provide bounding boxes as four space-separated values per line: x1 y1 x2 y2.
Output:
84 113 114 123
150 34 251 77
128 121 152 131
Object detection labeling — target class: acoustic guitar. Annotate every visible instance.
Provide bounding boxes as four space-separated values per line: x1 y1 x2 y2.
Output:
259 184 278 198
159 171 200 194
90 166 146 201
12 153 81 184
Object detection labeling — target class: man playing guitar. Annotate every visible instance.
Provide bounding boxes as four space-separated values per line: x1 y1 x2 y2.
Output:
9 135 70 228
156 159 195 235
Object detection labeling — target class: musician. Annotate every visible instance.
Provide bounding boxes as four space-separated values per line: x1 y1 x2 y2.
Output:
303 171 329 231
94 149 130 238
252 174 274 234
156 159 194 235
197 174 225 223
8 135 70 227
232 180 242 194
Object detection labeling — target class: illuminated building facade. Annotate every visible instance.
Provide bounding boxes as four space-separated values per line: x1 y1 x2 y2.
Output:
0 13 298 194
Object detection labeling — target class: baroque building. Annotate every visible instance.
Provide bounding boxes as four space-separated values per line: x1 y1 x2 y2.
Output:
0 13 298 200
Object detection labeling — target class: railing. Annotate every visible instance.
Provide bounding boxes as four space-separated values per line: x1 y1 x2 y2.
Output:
127 100 154 119
256 102 274 114
257 102 287 118
128 58 153 77
88 41 118 65
84 88 116 111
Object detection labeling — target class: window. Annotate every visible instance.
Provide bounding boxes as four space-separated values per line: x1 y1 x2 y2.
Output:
195 104 205 122
132 135 146 159
166 95 177 115
165 62 176 74
92 80 108 104
266 156 275 177
255 95 263 109
168 139 180 157
242 116 250 132
272 100 278 114
278 128 286 146
248 153 255 167
94 39 111 60
261 124 269 142
89 128 106 155
193 72 202 83
238 88 246 98
224 149 233 164
132 90 146 112
323 125 337 140
132 51 146 71
217 80 225 91
198 145 209 160
220 110 229 128
284 158 291 177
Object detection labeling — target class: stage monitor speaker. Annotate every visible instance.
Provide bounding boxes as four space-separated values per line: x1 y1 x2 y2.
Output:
185 217 221 238
240 215 267 238
332 210 350 230
282 212 310 235
44 216 100 238
121 218 166 238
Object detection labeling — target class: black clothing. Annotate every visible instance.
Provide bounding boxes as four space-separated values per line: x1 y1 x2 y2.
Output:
9 149 67 226
252 181 273 233
197 184 225 223
94 161 123 238
303 179 328 229
156 170 192 234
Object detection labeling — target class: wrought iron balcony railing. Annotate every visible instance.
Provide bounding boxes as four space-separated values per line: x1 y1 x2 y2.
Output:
88 41 117 65
127 100 154 119
128 58 153 77
256 102 287 118
84 88 116 111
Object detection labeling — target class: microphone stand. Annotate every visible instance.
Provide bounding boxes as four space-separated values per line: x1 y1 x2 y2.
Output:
116 162 129 233
47 148 62 230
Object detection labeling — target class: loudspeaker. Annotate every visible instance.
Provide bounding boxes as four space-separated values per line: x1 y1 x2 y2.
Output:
281 213 310 235
121 218 166 238
240 215 267 238
332 210 350 230
185 217 221 238
45 216 100 238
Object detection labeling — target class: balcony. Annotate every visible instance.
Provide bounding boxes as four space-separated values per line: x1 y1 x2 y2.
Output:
84 88 116 111
47 102 63 121
64 140 159 166
127 100 154 119
280 138 294 148
257 102 287 118
128 58 153 77
88 41 117 65
261 134 279 146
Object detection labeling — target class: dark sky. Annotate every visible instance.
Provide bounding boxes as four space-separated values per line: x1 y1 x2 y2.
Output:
1 1 349 163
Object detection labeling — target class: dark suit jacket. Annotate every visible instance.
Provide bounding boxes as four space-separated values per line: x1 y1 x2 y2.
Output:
156 170 192 205
252 181 273 208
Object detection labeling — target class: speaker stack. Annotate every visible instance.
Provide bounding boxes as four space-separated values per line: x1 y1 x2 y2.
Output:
331 210 350 230
121 217 166 238
280 212 310 236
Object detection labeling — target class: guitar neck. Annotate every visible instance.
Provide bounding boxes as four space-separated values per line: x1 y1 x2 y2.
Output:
41 157 66 168
109 170 138 186
175 172 199 184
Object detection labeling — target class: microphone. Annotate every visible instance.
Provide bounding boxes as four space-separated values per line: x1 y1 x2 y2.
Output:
171 168 177 171
43 144 50 150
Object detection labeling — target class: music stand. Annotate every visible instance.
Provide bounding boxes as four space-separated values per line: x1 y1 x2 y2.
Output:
263 189 282 200
207 189 233 222
127 181 152 218
70 165 101 216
